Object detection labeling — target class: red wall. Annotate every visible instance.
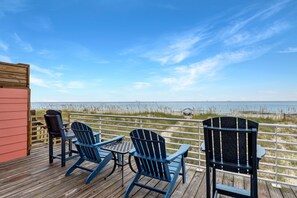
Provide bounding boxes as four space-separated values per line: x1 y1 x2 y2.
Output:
0 88 28 162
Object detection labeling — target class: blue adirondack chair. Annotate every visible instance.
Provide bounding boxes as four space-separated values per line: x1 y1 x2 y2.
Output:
65 122 125 184
125 129 190 198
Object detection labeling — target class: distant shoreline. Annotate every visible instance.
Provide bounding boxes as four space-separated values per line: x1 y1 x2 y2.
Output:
31 101 297 114
32 100 297 103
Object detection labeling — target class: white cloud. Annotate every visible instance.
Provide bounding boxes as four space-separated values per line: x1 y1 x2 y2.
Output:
51 80 84 89
133 82 151 89
30 76 49 88
226 0 290 35
31 64 53 75
65 81 84 89
31 64 63 77
95 60 110 64
0 41 8 51
260 0 290 19
117 1 292 94
38 49 50 55
225 21 289 46
124 0 290 70
0 0 28 17
31 75 84 91
143 33 202 65
161 50 256 90
257 90 278 95
13 33 33 52
278 47 297 53
30 64 84 91
54 81 84 93
0 55 12 62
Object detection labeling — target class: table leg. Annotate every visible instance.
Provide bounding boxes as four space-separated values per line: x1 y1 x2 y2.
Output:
105 152 117 179
128 154 137 173
68 139 72 157
121 153 124 187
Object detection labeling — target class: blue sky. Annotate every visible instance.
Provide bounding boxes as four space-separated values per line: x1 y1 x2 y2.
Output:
1 0 297 102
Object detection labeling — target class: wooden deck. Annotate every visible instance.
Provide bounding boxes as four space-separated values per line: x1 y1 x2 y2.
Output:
1 145 297 198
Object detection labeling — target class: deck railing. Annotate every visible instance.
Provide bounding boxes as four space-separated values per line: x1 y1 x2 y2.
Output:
30 112 297 187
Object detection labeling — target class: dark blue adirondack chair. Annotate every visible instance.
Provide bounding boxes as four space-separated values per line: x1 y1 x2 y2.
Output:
125 129 190 198
202 117 265 198
65 122 125 184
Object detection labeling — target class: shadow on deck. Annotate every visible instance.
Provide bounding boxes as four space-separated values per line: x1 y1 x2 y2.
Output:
0 145 297 198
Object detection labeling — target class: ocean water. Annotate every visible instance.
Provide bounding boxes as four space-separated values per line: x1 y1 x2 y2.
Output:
31 101 297 114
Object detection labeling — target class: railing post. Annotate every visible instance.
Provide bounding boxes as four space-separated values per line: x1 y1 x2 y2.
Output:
139 117 143 128
99 116 102 142
68 113 71 124
28 114 33 155
272 126 281 188
196 121 204 172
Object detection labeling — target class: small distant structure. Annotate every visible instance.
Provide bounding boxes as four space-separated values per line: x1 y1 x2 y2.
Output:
182 108 194 116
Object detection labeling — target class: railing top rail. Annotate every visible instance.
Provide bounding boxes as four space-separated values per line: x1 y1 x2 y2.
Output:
259 123 297 129
69 112 297 128
70 112 203 122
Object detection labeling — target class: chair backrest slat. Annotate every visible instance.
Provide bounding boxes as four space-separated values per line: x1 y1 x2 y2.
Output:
144 130 159 178
221 117 238 172
203 117 258 174
212 118 221 163
248 120 258 173
138 130 153 175
130 129 169 181
71 122 100 162
151 131 164 179
238 118 247 173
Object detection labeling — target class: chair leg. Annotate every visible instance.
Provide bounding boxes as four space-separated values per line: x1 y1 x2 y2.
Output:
251 172 258 198
124 173 141 198
61 138 66 167
182 156 186 183
165 167 181 198
206 165 211 198
212 167 216 198
65 158 84 176
85 153 113 184
49 135 53 164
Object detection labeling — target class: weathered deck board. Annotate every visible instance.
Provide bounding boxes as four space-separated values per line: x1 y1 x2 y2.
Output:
0 145 296 198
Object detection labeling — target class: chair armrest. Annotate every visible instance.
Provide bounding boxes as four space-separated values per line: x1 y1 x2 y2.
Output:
63 123 70 132
201 142 205 151
166 144 190 162
93 132 101 143
257 145 265 160
129 148 136 155
97 135 125 147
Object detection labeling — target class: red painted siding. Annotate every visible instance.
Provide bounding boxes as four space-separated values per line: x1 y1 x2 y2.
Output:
0 150 27 162
0 88 28 162
0 126 27 138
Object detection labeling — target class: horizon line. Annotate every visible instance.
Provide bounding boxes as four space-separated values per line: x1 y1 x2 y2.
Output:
31 100 297 103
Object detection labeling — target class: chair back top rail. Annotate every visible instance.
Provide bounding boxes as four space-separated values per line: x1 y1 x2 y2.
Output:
44 110 65 137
